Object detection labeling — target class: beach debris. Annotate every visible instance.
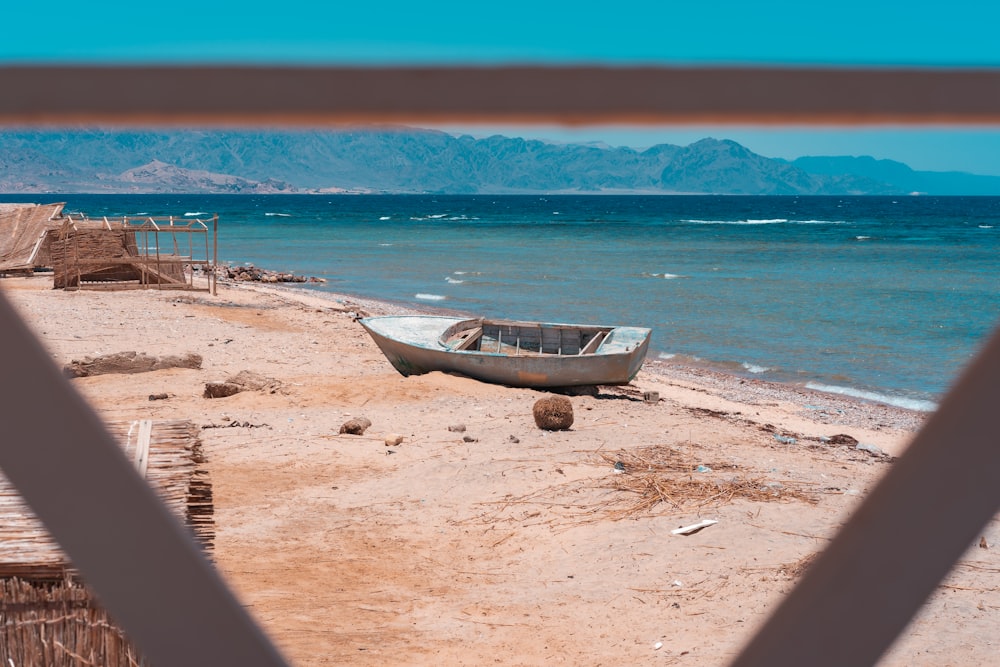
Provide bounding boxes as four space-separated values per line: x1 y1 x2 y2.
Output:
654 641 664 650
508 435 521 444
613 460 626 473
773 434 797 445
447 424 467 433
384 433 404 446
643 390 660 404
671 519 718 536
202 420 269 429
980 536 990 549
216 262 325 284
64 351 202 377
533 395 574 431
827 433 859 446
856 442 885 457
339 417 372 435
203 381 242 399
148 392 169 401
695 465 713 473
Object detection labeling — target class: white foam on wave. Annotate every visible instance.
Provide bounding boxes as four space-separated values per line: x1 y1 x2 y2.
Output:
445 276 464 284
855 235 871 240
684 218 787 225
657 352 676 360
265 212 291 217
979 224 994 229
805 382 937 412
741 362 770 374
415 293 447 301
379 216 391 221
651 272 681 279
184 211 207 216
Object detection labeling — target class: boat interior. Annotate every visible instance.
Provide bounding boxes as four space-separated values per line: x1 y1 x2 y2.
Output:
441 319 611 356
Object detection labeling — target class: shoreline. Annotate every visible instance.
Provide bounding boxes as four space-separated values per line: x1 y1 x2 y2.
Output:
229 278 929 445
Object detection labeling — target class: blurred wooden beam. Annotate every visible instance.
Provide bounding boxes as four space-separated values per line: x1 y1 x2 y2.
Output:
2 65 1000 126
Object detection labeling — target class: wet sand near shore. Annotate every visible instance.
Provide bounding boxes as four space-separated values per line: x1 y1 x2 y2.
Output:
2 275 996 666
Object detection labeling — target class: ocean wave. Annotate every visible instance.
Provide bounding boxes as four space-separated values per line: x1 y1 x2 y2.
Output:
683 218 844 226
415 293 447 301
805 382 937 412
855 235 871 240
445 276 464 284
410 214 452 221
184 211 207 216
644 272 682 279
265 212 292 217
741 362 771 374
979 224 994 229
378 243 393 246
657 352 676 360
684 218 787 225
379 216 391 221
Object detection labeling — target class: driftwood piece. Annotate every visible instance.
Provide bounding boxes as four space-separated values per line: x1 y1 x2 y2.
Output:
63 351 202 378
226 370 282 394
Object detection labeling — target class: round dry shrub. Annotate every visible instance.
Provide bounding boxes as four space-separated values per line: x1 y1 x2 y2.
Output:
533 395 574 431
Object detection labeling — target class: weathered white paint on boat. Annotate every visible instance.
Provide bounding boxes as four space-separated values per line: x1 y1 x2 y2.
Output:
359 315 651 388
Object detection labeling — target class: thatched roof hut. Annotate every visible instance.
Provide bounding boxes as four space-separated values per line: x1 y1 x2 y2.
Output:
0 202 65 275
0 420 213 667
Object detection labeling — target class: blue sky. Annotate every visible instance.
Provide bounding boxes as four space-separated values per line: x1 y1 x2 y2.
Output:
4 1 1000 174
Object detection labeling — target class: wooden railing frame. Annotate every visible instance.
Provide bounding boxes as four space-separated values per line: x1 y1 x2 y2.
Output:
0 64 998 667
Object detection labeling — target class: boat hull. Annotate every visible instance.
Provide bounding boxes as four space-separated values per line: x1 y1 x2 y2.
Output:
359 316 650 388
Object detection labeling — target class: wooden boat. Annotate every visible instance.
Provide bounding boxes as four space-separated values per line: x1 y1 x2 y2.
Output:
358 315 651 388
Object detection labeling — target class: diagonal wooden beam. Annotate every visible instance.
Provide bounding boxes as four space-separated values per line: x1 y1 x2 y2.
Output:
727 325 1000 666
2 65 1000 125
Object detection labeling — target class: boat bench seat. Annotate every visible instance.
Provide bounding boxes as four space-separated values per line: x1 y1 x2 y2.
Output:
451 327 483 351
578 331 606 355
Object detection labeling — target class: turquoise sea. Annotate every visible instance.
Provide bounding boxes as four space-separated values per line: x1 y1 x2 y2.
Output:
7 193 1000 411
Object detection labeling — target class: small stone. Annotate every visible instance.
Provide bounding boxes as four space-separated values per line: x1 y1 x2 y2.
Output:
448 424 467 432
643 390 660 404
508 435 520 444
339 417 372 435
533 395 574 431
384 433 404 446
148 393 169 401
462 434 477 443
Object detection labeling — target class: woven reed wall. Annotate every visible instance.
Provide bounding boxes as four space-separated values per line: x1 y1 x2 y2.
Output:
1 578 146 667
0 420 213 666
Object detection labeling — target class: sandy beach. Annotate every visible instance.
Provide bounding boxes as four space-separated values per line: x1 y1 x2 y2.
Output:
2 275 997 666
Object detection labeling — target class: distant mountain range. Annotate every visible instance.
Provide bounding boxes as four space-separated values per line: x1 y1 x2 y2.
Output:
2 128 998 196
